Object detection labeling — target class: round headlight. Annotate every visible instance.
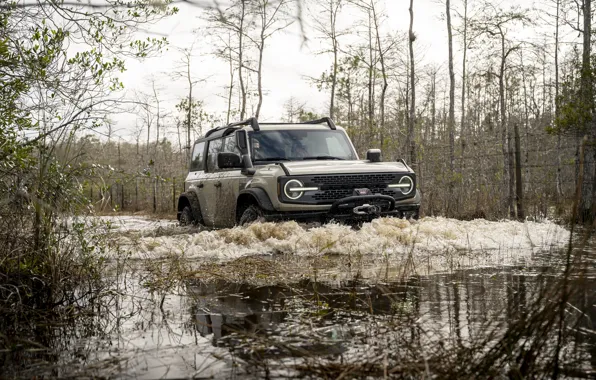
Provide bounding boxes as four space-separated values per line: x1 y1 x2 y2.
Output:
399 176 414 195
284 179 304 200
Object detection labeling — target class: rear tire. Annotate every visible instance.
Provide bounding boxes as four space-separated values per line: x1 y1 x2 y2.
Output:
239 205 264 226
179 206 195 226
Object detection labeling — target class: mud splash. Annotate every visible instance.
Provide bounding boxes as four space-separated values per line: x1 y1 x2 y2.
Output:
113 217 569 273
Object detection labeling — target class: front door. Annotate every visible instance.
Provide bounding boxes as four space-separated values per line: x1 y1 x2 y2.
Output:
201 138 223 227
202 135 247 228
213 135 246 227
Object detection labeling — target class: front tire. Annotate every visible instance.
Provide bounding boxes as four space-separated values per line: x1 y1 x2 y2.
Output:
239 205 265 226
179 206 195 226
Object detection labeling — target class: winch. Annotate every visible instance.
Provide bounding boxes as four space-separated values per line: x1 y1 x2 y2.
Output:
353 203 381 215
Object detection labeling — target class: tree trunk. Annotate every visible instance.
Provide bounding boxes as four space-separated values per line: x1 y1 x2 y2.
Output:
554 0 562 198
153 82 160 149
330 0 339 120
226 35 234 124
407 0 416 166
579 0 594 223
255 4 266 119
514 123 524 220
499 32 512 217
238 0 247 120
187 87 192 162
372 1 387 148
446 0 455 214
367 9 374 143
431 71 436 143
460 0 468 174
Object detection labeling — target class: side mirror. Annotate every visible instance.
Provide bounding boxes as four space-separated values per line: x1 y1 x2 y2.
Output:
235 129 255 175
217 152 243 169
366 149 382 163
236 130 248 154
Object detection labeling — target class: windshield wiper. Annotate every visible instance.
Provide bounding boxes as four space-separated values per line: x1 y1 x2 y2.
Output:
302 155 345 160
254 157 290 161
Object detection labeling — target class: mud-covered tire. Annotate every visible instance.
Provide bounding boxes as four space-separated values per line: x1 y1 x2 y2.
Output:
239 205 264 226
411 208 420 220
179 206 195 226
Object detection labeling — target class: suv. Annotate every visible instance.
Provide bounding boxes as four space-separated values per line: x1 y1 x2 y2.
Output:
177 117 420 227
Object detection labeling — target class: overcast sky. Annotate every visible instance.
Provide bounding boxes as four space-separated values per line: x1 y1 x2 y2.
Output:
110 0 456 141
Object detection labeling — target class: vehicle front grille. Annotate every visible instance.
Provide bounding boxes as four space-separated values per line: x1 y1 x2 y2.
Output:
307 173 408 203
311 173 397 186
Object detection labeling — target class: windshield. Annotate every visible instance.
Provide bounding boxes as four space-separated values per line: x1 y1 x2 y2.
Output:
249 129 357 162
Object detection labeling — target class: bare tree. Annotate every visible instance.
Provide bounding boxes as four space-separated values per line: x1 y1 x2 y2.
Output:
459 0 469 169
471 3 530 216
171 44 204 160
283 96 307 122
407 0 417 166
249 0 294 119
309 0 345 120
446 0 456 214
554 0 562 198
206 0 251 119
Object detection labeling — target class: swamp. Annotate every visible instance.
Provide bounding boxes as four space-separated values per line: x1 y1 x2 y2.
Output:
2 216 594 378
3 0 596 378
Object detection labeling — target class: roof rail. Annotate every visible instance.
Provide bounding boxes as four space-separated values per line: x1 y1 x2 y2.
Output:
204 117 260 138
300 117 336 130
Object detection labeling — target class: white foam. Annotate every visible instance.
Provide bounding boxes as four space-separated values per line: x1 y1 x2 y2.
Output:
96 215 177 231
113 217 570 271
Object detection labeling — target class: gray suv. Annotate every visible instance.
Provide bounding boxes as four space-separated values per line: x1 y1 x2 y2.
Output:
177 117 421 227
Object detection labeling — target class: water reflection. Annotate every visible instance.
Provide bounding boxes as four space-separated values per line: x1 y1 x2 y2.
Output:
2 261 595 378
189 266 596 376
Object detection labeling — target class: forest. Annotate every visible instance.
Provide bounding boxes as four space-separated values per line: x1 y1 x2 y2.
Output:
39 0 594 222
1 0 595 378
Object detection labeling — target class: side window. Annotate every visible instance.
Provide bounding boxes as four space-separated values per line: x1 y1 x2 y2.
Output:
223 135 241 155
207 138 223 172
189 142 206 172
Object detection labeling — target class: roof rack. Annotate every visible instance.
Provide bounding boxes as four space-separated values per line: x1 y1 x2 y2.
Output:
300 117 336 130
204 117 261 138
227 117 260 131
203 116 337 139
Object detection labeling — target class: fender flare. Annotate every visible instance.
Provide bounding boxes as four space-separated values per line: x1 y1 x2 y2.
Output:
238 188 275 212
177 192 203 224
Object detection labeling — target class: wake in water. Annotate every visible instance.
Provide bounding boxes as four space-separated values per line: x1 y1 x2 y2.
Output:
109 216 569 270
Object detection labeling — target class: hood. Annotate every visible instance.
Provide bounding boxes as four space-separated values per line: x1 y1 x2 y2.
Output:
276 160 412 176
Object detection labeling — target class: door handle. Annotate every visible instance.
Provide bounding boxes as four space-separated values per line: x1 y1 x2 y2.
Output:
197 183 204 189
214 181 222 188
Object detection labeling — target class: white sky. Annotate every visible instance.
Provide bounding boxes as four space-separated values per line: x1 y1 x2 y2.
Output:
110 0 568 142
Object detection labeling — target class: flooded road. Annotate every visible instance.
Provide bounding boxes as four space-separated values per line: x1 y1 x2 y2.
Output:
2 216 594 378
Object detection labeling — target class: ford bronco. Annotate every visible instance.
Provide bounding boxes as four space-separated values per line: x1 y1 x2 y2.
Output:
177 117 420 227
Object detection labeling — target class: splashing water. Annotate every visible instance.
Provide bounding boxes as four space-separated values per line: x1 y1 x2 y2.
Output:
110 217 569 272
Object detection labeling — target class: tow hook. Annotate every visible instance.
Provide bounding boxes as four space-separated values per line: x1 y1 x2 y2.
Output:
353 204 381 215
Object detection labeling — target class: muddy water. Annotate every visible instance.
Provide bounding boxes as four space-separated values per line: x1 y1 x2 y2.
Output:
1 217 594 378
188 267 596 377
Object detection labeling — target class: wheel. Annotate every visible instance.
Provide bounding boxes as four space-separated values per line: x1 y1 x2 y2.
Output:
239 204 264 226
179 206 195 226
411 207 420 220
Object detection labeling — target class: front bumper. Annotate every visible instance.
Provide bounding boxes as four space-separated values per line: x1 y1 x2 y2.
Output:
263 192 420 223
